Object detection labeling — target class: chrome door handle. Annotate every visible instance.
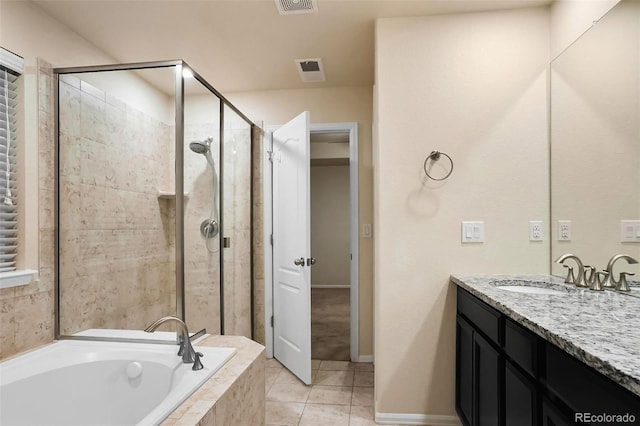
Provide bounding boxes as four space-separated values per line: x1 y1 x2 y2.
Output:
306 257 316 266
294 257 305 266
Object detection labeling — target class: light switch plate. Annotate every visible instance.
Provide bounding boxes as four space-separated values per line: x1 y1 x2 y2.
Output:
620 220 640 243
462 221 484 243
363 224 372 238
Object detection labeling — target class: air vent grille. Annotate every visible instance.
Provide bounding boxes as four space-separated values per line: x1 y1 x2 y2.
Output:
276 0 317 15
295 58 325 83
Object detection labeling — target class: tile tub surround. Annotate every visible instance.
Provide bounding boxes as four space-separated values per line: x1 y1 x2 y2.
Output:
451 274 640 397
161 335 265 426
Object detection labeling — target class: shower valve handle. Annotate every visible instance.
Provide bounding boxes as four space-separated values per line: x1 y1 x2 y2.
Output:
293 257 305 266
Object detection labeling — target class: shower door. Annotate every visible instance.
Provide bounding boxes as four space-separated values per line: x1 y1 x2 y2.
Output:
183 77 223 335
221 105 253 337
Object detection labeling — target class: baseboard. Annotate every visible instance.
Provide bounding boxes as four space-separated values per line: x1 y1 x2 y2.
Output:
375 412 462 425
357 355 374 363
310 284 350 289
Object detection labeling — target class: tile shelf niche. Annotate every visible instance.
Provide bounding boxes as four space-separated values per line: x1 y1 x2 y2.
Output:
157 190 190 200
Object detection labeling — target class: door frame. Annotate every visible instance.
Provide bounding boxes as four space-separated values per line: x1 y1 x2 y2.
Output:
264 121 359 362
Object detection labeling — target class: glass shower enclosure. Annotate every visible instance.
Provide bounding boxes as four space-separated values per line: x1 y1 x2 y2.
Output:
54 60 254 341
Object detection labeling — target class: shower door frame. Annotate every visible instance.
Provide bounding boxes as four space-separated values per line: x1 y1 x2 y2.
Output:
53 60 256 343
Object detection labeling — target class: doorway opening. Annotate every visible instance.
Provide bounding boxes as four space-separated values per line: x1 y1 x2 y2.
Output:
310 131 351 361
264 120 359 372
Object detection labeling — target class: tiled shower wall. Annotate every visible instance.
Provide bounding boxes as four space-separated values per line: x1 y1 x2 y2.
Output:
57 73 175 334
252 125 265 345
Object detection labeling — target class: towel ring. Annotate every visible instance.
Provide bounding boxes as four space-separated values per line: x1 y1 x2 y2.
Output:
423 151 453 181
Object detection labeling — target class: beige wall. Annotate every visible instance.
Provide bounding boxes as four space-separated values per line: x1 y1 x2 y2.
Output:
311 165 351 287
374 7 550 417
550 0 620 59
228 86 375 356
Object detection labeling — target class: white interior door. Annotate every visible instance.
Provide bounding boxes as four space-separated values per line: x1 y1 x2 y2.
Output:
272 111 312 384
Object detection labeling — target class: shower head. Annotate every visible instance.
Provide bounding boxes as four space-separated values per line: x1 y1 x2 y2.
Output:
189 137 213 155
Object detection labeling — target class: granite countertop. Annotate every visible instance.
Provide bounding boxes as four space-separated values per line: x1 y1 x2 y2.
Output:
451 274 640 397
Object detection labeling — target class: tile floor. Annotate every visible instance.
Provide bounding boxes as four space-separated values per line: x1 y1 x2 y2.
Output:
265 358 404 426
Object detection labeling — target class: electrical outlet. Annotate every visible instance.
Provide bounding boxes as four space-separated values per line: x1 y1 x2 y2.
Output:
558 220 571 241
529 221 543 241
462 221 484 243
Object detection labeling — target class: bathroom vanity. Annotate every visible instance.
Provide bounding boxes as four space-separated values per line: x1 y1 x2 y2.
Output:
452 275 640 426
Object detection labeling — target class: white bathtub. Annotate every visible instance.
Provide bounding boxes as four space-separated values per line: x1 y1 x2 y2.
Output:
0 339 235 426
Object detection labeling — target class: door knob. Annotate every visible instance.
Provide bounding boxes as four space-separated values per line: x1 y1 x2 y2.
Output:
294 257 305 266
306 257 316 266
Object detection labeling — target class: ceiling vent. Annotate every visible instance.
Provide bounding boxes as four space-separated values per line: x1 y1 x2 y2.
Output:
275 0 317 15
295 58 325 83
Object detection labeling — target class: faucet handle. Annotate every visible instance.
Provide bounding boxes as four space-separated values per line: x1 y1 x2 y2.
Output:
590 271 607 291
584 266 597 285
192 352 205 371
562 265 576 284
178 336 196 363
617 272 635 292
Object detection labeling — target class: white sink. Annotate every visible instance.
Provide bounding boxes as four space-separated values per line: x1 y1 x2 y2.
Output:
497 285 566 295
489 279 571 295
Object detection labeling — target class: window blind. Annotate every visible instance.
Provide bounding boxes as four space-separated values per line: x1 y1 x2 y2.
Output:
0 48 23 273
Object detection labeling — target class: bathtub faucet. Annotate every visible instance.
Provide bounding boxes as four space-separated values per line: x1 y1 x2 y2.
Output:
144 316 204 370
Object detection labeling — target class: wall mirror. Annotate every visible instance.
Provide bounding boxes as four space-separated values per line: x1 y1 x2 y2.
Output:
550 0 640 281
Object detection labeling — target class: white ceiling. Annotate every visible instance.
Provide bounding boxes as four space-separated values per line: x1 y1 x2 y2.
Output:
33 0 551 93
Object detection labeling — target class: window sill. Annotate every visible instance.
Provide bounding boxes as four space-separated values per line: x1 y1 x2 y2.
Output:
0 269 38 289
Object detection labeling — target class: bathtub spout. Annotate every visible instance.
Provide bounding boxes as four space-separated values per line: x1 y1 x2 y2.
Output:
144 316 200 368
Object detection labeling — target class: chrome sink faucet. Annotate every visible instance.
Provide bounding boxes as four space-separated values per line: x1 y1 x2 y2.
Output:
602 254 638 292
144 316 204 370
555 254 588 287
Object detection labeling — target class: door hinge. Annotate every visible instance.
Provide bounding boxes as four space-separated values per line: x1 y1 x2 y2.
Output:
270 234 274 246
270 316 274 327
267 150 274 162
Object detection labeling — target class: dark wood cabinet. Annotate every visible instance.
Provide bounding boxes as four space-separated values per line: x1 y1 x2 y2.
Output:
505 360 536 426
456 315 503 426
456 286 640 426
474 331 502 426
541 397 574 426
456 316 474 426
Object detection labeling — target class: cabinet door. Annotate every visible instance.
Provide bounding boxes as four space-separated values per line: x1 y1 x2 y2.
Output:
542 397 573 426
474 331 502 426
505 361 536 426
456 316 474 426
